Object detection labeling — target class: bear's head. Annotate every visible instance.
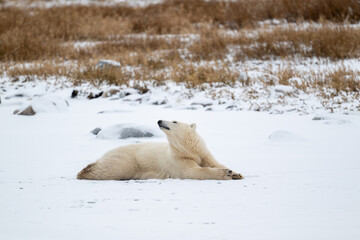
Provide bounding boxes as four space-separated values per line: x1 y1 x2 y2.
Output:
157 120 206 159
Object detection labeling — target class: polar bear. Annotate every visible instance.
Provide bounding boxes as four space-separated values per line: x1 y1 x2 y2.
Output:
77 120 243 180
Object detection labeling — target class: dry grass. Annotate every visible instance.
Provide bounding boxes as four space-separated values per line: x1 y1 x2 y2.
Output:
188 27 228 61
316 67 360 94
1 0 360 92
72 65 132 86
235 25 360 60
1 0 360 61
171 64 239 87
7 62 73 78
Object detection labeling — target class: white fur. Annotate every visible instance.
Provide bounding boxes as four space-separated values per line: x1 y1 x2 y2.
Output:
77 120 243 180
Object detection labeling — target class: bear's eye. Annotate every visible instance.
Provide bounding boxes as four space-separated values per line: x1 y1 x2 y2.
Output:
172 121 177 124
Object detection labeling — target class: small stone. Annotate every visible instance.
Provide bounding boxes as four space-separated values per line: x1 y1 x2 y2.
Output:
274 85 296 94
152 99 168 105
91 127 102 135
191 102 213 107
96 60 121 69
87 91 103 99
16 105 36 116
312 116 325 121
71 90 79 98
226 105 236 110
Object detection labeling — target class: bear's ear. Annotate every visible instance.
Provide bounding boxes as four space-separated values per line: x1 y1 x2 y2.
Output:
190 123 197 130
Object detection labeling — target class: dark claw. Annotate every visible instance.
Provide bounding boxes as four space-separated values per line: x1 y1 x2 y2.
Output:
232 174 244 180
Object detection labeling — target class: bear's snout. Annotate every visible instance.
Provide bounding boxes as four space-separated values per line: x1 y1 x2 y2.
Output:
158 120 170 130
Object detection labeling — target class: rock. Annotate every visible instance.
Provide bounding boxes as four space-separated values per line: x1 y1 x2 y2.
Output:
226 105 236 110
191 102 213 108
96 59 121 69
133 85 149 95
120 128 153 139
249 103 261 111
96 124 159 140
103 89 120 98
312 116 325 121
16 105 36 116
87 91 103 99
274 85 296 94
91 128 102 135
97 109 131 114
71 90 79 98
119 91 132 98
152 99 168 105
5 93 30 100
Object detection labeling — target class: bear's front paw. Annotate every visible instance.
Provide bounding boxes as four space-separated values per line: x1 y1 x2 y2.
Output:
231 172 244 180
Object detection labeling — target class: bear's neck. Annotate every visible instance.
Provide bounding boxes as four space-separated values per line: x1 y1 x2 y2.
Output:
169 144 202 165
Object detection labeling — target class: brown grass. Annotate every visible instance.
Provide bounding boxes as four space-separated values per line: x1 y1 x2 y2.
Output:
1 0 360 93
234 25 360 60
7 62 73 78
1 0 360 61
71 65 133 86
171 64 239 87
188 27 228 61
318 67 360 93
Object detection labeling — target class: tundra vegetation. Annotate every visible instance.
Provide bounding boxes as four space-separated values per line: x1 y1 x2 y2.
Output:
1 0 360 96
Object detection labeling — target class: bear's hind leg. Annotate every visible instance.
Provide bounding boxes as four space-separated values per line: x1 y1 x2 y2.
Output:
77 163 96 179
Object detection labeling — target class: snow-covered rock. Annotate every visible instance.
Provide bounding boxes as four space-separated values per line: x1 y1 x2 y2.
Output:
14 96 69 115
102 88 120 98
312 115 326 121
5 92 32 100
96 124 160 139
269 130 306 142
96 59 121 69
274 85 296 94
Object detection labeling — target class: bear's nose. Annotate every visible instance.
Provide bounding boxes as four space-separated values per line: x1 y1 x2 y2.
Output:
157 120 163 125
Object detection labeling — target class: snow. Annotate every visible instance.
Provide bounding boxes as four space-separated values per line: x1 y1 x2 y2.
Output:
268 130 306 142
1 79 360 240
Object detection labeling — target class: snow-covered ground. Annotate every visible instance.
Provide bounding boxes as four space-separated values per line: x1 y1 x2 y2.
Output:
1 79 360 239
